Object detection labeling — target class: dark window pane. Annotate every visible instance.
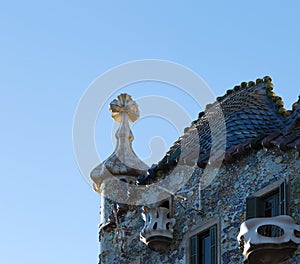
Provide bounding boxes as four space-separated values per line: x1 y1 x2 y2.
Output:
202 235 210 264
190 235 198 264
190 225 217 264
210 225 217 264
279 180 287 215
246 196 264 219
263 193 279 217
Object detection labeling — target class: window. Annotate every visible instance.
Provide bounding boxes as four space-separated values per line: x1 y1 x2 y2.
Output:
190 225 217 264
246 179 287 219
264 192 279 216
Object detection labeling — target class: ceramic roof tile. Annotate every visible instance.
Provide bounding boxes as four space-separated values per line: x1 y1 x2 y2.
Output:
138 77 300 184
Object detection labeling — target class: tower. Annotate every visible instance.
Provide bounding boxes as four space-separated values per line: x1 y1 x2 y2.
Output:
90 94 149 263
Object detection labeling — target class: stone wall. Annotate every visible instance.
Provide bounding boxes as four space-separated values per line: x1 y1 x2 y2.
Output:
98 148 300 264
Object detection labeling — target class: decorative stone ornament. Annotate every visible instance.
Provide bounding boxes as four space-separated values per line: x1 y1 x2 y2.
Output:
140 205 176 253
237 215 300 264
90 93 148 194
110 93 140 123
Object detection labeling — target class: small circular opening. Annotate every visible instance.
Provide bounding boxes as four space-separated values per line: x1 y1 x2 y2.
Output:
257 224 284 237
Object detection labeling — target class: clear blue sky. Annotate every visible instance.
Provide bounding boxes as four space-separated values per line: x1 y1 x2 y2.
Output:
1 1 299 263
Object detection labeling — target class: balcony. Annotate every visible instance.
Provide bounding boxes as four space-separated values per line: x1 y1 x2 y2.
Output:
140 205 176 253
237 215 300 264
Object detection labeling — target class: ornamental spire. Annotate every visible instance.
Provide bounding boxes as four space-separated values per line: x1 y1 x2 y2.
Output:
90 94 148 193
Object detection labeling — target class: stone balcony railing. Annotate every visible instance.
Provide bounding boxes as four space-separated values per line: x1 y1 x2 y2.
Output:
237 215 300 264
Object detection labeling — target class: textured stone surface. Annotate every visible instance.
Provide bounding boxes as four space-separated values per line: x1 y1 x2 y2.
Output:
98 149 300 264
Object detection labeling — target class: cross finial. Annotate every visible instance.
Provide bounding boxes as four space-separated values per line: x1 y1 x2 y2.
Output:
109 93 140 123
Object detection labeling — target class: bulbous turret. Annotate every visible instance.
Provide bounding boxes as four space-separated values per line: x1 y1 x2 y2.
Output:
90 94 149 194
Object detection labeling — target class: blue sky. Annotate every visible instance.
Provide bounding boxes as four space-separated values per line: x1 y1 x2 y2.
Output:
1 1 299 263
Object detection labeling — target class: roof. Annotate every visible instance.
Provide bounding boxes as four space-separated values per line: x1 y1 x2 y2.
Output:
138 76 300 184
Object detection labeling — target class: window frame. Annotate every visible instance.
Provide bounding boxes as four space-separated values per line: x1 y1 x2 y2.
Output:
246 178 288 220
186 218 221 264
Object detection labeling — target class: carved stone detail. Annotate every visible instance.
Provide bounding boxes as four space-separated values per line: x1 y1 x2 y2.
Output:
140 206 176 253
90 93 148 194
237 215 300 263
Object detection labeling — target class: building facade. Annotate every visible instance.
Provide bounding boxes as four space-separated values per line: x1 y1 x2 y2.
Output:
91 77 300 263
